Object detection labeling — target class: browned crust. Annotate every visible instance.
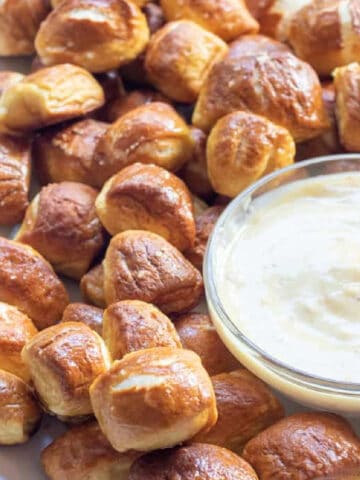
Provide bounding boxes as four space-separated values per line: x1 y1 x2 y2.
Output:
61 303 103 335
103 230 203 314
129 443 258 479
0 134 31 225
193 52 329 140
0 0 50 56
16 182 106 279
90 347 217 452
160 0 259 41
243 412 360 479
35 0 149 73
193 369 284 452
184 206 224 270
80 264 106 308
0 369 42 445
94 102 194 186
0 238 69 330
103 300 181 359
145 20 228 103
33 119 109 187
175 313 240 375
41 421 140 479
96 162 195 251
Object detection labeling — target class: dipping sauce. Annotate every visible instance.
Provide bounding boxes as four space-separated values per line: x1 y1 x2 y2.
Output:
219 172 360 383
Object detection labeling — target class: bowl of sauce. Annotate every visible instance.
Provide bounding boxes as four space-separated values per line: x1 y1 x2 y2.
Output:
205 154 360 414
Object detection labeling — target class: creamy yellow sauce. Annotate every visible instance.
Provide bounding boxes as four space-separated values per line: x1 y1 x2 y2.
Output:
219 172 360 383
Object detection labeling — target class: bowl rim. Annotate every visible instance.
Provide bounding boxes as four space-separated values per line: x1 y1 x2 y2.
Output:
204 153 360 393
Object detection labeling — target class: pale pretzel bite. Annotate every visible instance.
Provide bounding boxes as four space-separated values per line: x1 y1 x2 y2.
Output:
179 127 213 200
35 0 150 73
0 0 50 56
193 52 329 140
41 421 140 480
0 71 25 96
185 206 225 271
145 20 228 103
94 103 195 185
90 347 217 452
297 82 343 161
0 238 69 330
33 119 109 187
207 111 295 198
103 89 169 123
334 63 360 152
192 194 209 217
15 182 106 280
0 134 31 225
22 322 111 421
175 313 240 375
160 0 259 41
0 303 38 383
0 370 42 446
129 443 259 480
81 263 106 308
103 231 203 314
193 370 284 453
96 163 196 251
243 412 360 479
289 0 360 77
103 300 181 360
61 303 103 336
0 64 105 135
228 33 291 59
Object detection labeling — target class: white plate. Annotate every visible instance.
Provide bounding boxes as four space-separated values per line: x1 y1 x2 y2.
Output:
0 57 360 480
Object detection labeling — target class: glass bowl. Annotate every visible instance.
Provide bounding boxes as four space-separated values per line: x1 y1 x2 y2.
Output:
204 154 360 414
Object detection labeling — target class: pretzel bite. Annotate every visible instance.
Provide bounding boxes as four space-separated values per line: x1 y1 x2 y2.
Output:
289 0 360 77
192 194 208 217
96 163 195 251
194 370 284 453
228 33 290 59
0 238 68 330
35 0 149 73
0 72 25 96
15 182 106 279
90 347 217 452
185 206 224 270
129 443 258 479
103 89 169 123
175 313 239 375
0 0 50 56
296 82 342 160
33 119 108 187
61 303 103 336
254 0 309 41
22 322 111 420
41 421 140 480
193 52 328 140
103 300 181 360
160 0 258 41
0 64 105 135
0 134 31 225
94 103 194 184
0 303 37 383
179 127 213 200
0 370 42 445
243 412 360 479
81 264 106 308
145 21 228 103
103 231 203 314
207 111 295 197
334 63 360 152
